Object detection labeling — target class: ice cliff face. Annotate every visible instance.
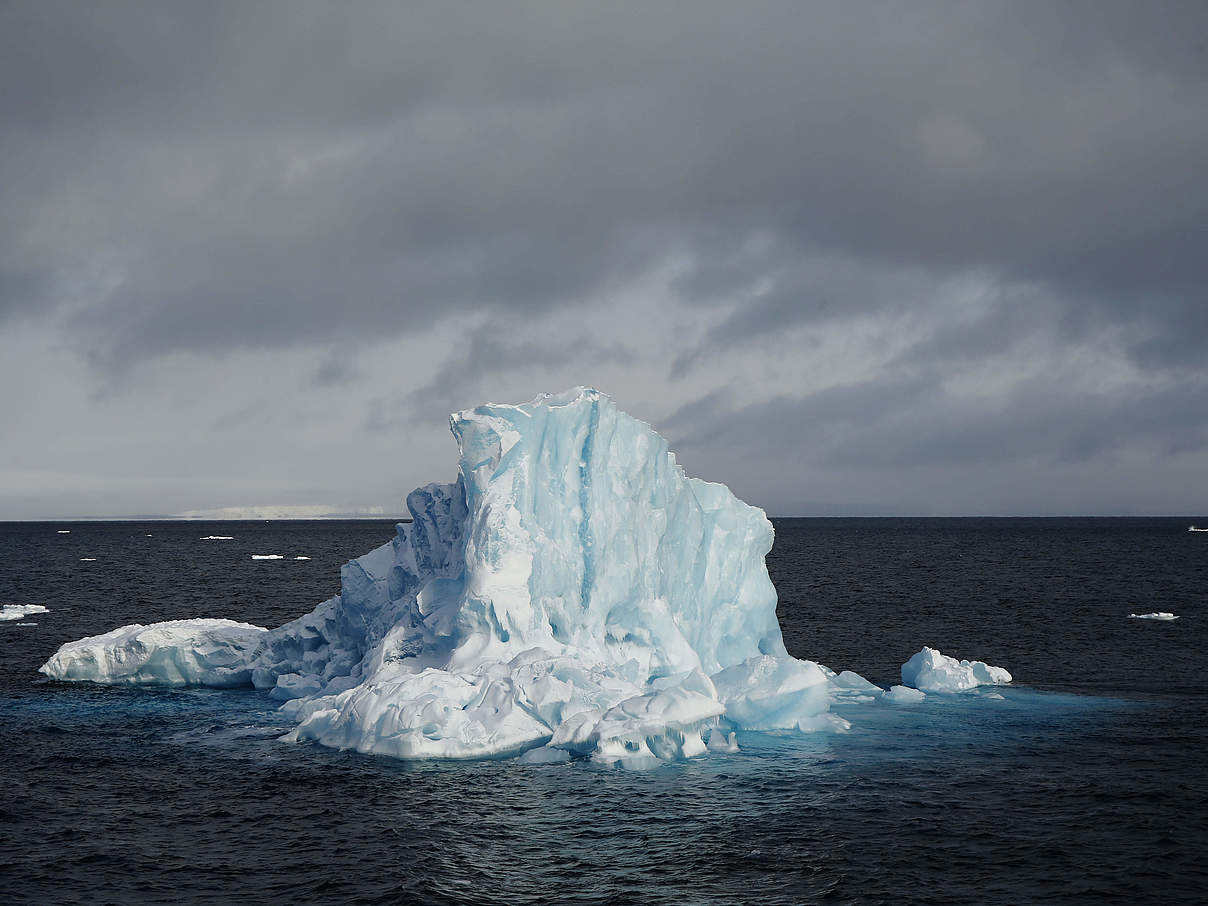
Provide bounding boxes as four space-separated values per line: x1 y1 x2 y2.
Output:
40 389 1008 765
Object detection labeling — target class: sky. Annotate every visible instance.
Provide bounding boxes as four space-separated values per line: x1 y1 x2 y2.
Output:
2 0 1207 518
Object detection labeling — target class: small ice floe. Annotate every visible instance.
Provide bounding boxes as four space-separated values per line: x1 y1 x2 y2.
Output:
1129 612 1179 621
201 535 235 541
251 554 283 560
900 647 1012 693
883 685 926 704
16 622 38 627
1189 525 1208 532
293 556 311 561
2 604 50 622
57 530 71 534
707 728 740 753
79 557 97 562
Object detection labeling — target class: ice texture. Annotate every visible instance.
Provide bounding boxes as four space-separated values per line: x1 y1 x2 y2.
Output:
901 646 1012 693
883 684 926 704
1129 612 1179 621
40 619 268 687
2 604 49 622
39 388 1009 764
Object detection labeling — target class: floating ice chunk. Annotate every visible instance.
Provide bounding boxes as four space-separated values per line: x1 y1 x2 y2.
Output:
16 622 38 627
201 536 234 540
293 556 311 560
901 647 1012 693
707 727 740 753
251 554 283 560
57 530 70 534
1129 612 1179 621
79 558 97 562
40 619 268 687
2 604 49 621
883 685 926 704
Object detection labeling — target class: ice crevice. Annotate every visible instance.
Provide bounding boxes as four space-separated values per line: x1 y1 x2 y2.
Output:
39 388 1013 766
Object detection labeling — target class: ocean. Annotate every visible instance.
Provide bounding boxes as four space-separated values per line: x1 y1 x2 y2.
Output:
1 517 1205 904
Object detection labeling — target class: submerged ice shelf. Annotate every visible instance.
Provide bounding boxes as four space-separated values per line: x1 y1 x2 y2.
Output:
40 388 1011 766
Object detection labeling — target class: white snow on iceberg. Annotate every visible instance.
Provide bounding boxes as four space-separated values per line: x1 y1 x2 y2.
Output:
901 646 1012 693
3 604 50 622
1129 612 1179 621
40 388 1010 765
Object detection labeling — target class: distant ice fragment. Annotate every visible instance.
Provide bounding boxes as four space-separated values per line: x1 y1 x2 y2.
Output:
883 685 926 704
901 646 1011 693
39 619 267 687
201 536 234 540
251 554 283 560
2 604 49 622
79 558 97 562
57 530 70 534
16 622 38 627
1129 612 1179 621
293 556 311 560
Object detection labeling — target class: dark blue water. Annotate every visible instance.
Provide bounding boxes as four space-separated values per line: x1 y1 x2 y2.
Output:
1 518 1205 904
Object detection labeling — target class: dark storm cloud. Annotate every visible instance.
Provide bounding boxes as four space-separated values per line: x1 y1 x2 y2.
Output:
664 371 1208 502
3 0 1207 374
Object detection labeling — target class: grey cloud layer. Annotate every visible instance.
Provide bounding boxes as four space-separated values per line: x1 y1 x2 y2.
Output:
1 1 1206 515
5 1 1206 361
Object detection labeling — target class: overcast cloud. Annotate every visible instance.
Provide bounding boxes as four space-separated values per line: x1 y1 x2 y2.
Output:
2 0 1206 518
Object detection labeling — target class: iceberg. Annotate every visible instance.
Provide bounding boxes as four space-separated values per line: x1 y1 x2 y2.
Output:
2 604 50 622
1129 612 1179 621
39 388 1010 765
900 646 1012 693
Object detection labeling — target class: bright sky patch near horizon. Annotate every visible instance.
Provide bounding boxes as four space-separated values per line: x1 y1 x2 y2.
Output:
2 1 1206 518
